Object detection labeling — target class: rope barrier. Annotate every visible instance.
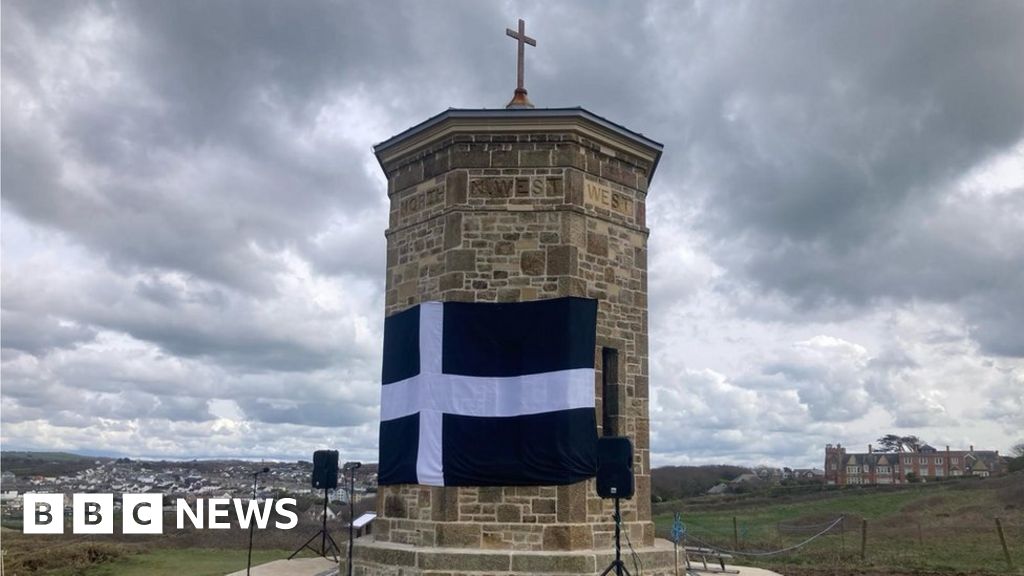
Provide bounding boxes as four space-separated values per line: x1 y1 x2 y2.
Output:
684 516 845 558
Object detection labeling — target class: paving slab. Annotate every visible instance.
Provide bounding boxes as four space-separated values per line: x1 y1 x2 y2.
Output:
723 565 785 576
225 557 337 576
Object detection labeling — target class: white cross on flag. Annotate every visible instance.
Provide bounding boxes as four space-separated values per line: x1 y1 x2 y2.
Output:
378 297 599 486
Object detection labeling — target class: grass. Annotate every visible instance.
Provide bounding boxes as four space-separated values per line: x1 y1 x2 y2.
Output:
0 521 331 575
74 548 296 576
653 474 1024 575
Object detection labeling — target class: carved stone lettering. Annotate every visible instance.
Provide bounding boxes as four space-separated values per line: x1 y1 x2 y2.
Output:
424 186 443 206
584 180 633 218
470 178 515 198
400 186 443 217
471 177 563 200
545 177 563 197
400 192 423 215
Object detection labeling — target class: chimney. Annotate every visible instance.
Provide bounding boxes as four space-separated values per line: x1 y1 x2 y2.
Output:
970 445 974 452
868 444 873 454
946 445 949 452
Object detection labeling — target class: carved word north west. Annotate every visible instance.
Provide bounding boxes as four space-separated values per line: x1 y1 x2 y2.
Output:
584 180 633 218
469 177 562 199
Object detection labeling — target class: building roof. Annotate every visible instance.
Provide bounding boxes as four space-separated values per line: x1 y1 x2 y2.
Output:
373 107 664 180
844 453 899 467
706 483 729 495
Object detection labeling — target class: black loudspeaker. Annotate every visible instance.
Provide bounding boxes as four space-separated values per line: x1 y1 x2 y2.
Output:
312 450 339 489
596 436 634 499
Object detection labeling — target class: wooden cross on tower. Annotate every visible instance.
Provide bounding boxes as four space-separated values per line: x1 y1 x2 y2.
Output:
505 18 536 108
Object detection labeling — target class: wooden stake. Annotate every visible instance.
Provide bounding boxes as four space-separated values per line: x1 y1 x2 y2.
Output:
733 516 739 549
674 541 680 576
860 519 868 561
996 517 1014 569
840 516 846 555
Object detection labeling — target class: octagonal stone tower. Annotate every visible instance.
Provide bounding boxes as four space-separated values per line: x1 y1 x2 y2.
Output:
352 108 667 575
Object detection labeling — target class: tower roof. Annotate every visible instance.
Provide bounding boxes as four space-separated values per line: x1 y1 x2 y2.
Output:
374 107 663 182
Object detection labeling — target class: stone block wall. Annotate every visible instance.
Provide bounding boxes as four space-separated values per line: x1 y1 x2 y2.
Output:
377 128 655 552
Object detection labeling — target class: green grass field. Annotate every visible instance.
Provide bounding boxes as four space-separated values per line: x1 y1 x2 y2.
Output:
0 524 327 575
73 549 295 576
653 474 1024 575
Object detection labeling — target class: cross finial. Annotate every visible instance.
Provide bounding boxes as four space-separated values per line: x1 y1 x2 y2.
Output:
505 18 536 109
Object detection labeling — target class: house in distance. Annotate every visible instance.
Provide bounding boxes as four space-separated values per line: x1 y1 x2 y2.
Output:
824 443 1003 485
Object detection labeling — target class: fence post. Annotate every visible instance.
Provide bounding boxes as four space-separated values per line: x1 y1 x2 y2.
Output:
840 516 845 555
674 540 680 576
733 516 739 550
917 521 922 546
860 519 868 561
995 517 1014 569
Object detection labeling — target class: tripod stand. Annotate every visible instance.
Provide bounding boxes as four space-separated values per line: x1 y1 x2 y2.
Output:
599 496 632 576
289 488 341 561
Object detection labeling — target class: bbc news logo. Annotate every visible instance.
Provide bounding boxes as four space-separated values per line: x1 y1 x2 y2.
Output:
23 493 299 534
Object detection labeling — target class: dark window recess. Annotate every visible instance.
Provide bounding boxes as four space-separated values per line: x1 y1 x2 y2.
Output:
602 347 619 437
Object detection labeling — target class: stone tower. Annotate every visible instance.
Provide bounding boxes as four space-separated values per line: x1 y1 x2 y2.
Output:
351 108 667 575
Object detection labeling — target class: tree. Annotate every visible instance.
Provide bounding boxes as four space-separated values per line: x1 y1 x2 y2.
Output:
876 434 924 453
876 434 904 452
1009 441 1024 474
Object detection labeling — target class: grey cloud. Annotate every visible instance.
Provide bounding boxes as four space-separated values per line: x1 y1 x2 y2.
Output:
1 388 213 425
2 261 377 374
648 1 1024 355
306 208 389 280
236 398 375 428
0 311 98 355
1 0 408 292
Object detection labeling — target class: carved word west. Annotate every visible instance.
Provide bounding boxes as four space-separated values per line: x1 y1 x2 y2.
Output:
584 180 633 218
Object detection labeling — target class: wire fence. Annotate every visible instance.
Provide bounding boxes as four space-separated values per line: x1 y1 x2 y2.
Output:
663 512 1023 573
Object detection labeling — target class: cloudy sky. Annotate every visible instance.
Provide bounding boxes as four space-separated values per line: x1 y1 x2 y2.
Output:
2 0 1022 468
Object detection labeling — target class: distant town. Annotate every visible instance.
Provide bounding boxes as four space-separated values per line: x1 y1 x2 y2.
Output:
0 452 378 523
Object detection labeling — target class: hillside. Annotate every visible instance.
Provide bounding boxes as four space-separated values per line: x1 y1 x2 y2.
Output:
650 464 749 500
653 473 1024 575
0 451 112 478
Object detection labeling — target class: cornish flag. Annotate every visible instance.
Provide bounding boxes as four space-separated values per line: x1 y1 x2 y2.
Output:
378 297 599 486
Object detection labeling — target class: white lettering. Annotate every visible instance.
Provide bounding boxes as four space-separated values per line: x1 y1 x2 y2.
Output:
176 498 203 529
208 498 231 529
232 498 274 530
274 498 298 530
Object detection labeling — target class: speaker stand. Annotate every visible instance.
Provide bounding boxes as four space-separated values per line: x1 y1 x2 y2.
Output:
289 489 342 561
599 496 632 576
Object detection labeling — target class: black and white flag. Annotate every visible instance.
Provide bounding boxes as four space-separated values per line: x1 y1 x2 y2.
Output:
378 297 599 487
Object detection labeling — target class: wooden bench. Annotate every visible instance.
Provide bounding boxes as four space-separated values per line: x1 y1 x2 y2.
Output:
683 546 737 573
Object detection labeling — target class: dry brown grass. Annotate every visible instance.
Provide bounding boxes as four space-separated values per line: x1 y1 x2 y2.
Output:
1 532 140 575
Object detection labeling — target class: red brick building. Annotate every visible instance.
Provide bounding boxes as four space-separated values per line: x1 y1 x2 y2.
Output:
824 443 1002 485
